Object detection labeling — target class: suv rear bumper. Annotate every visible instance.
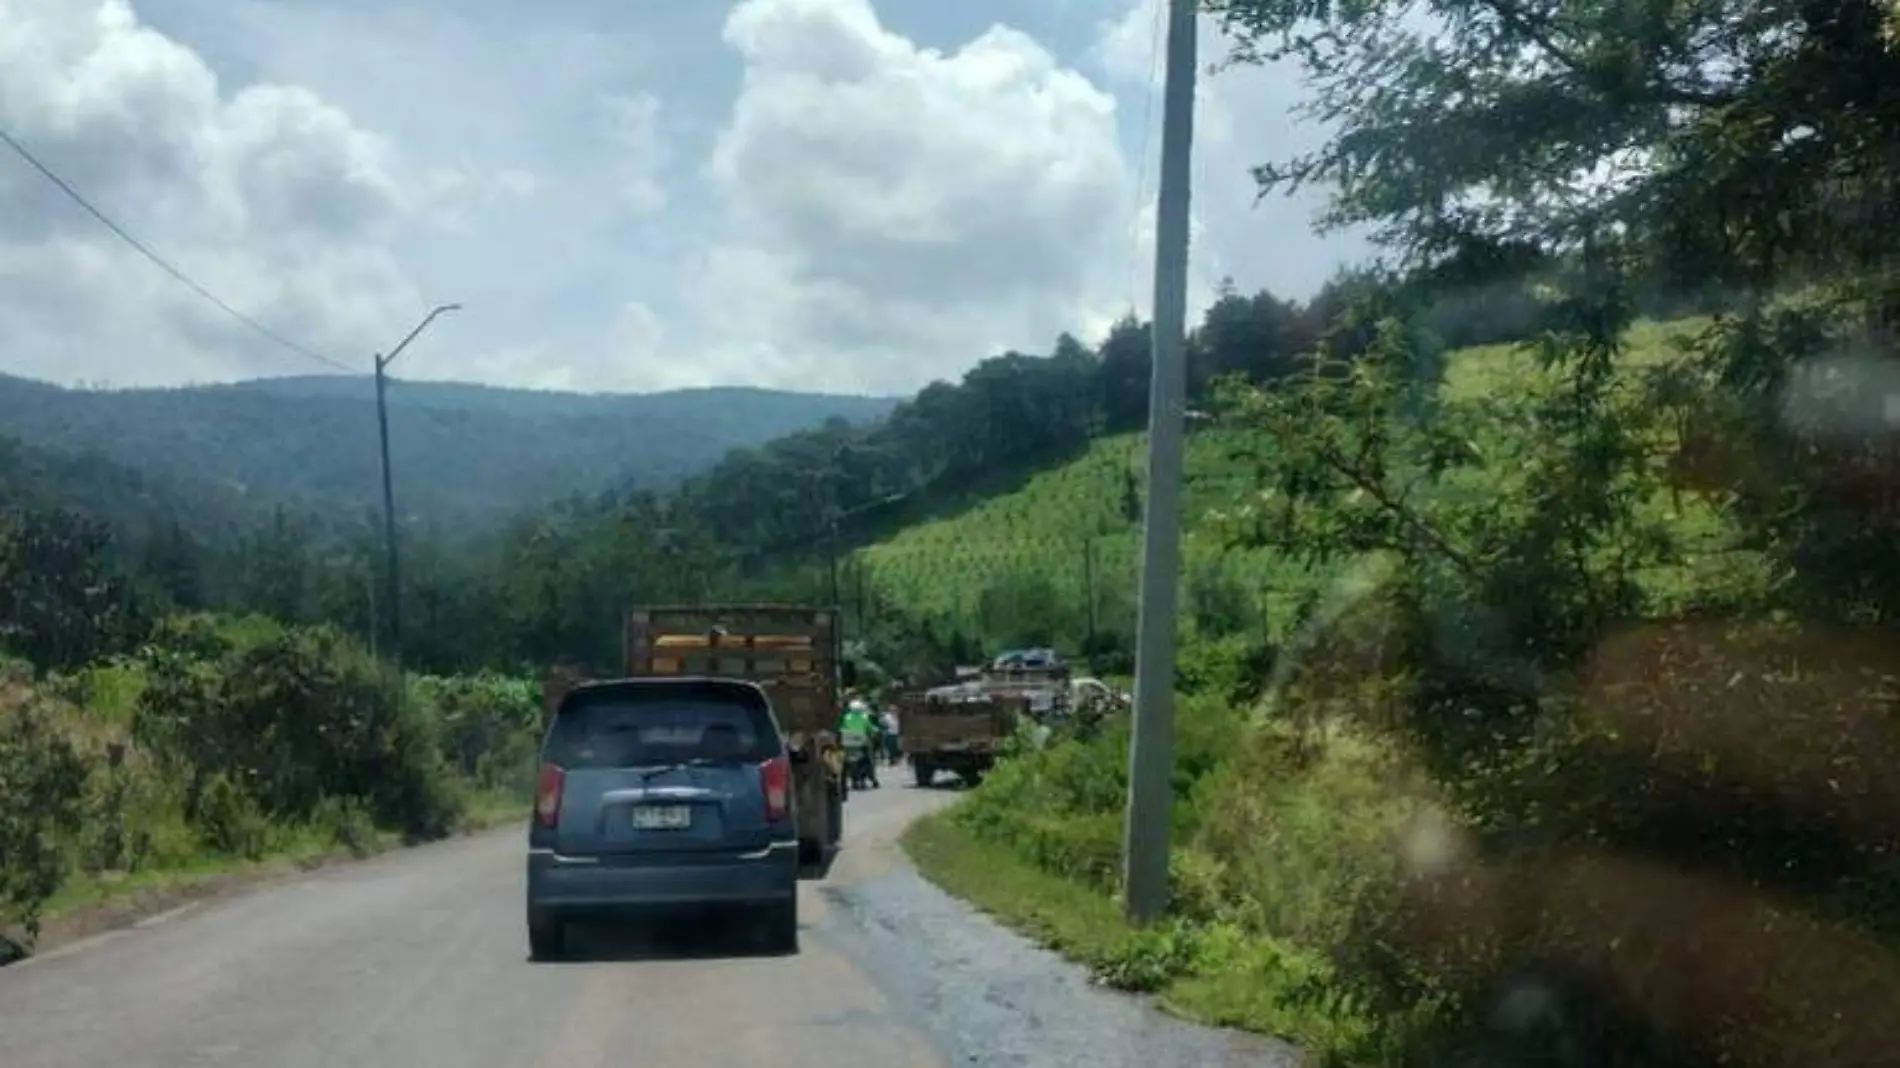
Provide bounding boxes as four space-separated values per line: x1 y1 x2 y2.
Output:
526 840 798 913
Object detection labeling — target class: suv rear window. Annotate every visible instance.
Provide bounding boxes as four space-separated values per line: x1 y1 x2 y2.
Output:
543 682 781 769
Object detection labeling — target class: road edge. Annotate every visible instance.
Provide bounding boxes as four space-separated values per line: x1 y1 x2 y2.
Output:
900 806 1355 1062
4 805 527 967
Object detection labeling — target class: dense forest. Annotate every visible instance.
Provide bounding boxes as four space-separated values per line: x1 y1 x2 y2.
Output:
0 373 897 533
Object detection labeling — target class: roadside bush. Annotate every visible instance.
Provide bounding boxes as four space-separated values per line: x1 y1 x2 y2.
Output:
196 772 273 860
0 694 89 942
5 653 199 886
73 737 190 876
953 688 1247 898
311 796 380 858
1192 721 1423 948
1186 558 1264 639
411 673 540 792
1173 632 1277 707
64 658 145 727
1187 611 1900 1067
0 616 548 946
132 613 468 840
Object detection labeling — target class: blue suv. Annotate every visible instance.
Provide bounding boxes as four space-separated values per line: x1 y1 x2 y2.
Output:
525 677 799 959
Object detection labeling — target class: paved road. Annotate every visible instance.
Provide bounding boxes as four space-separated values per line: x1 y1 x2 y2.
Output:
0 782 1290 1068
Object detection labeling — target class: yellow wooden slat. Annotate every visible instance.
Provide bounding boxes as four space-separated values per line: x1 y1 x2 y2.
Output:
653 634 815 650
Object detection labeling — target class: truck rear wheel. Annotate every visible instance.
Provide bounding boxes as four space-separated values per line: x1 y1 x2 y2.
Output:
912 758 933 788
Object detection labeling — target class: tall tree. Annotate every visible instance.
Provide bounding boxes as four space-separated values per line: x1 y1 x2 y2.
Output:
0 509 144 671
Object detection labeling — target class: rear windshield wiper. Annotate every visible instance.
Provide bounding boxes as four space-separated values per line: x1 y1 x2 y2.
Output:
635 756 747 780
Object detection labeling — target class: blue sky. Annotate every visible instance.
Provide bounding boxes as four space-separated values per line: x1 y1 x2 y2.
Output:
0 0 1368 394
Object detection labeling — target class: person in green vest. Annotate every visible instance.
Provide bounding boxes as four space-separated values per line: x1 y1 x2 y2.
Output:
839 694 880 789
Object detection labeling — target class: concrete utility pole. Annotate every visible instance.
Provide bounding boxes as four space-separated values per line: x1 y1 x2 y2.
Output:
374 302 462 670
1122 0 1199 924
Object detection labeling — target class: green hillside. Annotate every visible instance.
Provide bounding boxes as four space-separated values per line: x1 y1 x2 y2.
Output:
0 434 265 545
0 373 897 533
860 428 1287 612
884 309 1886 1065
856 316 1762 645
1438 316 1706 398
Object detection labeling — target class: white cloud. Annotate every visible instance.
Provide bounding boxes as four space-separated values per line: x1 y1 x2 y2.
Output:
0 0 1368 396
154 0 680 389
682 0 1143 395
1090 0 1371 309
602 93 667 215
442 299 670 394
0 0 444 385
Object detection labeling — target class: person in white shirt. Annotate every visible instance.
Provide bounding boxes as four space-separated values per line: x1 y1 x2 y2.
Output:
879 708 901 765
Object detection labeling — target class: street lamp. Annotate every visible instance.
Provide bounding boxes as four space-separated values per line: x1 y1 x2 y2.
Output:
374 302 461 669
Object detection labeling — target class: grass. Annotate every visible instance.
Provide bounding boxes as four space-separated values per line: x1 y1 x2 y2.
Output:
3 649 542 962
859 427 1317 621
19 792 528 960
902 809 1382 1063
43 785 530 918
41 824 362 917
53 795 528 919
1438 316 1706 400
857 315 1764 628
882 314 1808 1064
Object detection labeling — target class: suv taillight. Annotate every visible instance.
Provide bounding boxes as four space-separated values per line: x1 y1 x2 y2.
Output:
760 754 791 822
534 763 565 828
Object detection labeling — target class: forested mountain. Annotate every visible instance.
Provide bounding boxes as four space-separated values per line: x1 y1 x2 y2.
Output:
0 434 264 545
2 258 1719 678
0 373 898 531
0 273 1381 675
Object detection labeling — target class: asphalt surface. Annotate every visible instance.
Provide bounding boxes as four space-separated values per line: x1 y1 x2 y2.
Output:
0 780 1292 1068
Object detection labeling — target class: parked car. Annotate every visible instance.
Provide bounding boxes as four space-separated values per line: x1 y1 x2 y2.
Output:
525 676 800 959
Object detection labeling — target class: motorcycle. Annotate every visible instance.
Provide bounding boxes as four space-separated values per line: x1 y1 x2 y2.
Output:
844 738 879 789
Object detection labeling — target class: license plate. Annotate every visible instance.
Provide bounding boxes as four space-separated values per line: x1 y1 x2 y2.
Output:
632 804 691 830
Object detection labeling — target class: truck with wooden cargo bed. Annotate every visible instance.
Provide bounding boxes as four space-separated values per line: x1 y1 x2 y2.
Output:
897 685 1027 788
895 650 1130 786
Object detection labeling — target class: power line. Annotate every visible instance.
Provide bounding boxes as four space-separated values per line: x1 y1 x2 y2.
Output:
1125 0 1168 315
0 123 352 373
